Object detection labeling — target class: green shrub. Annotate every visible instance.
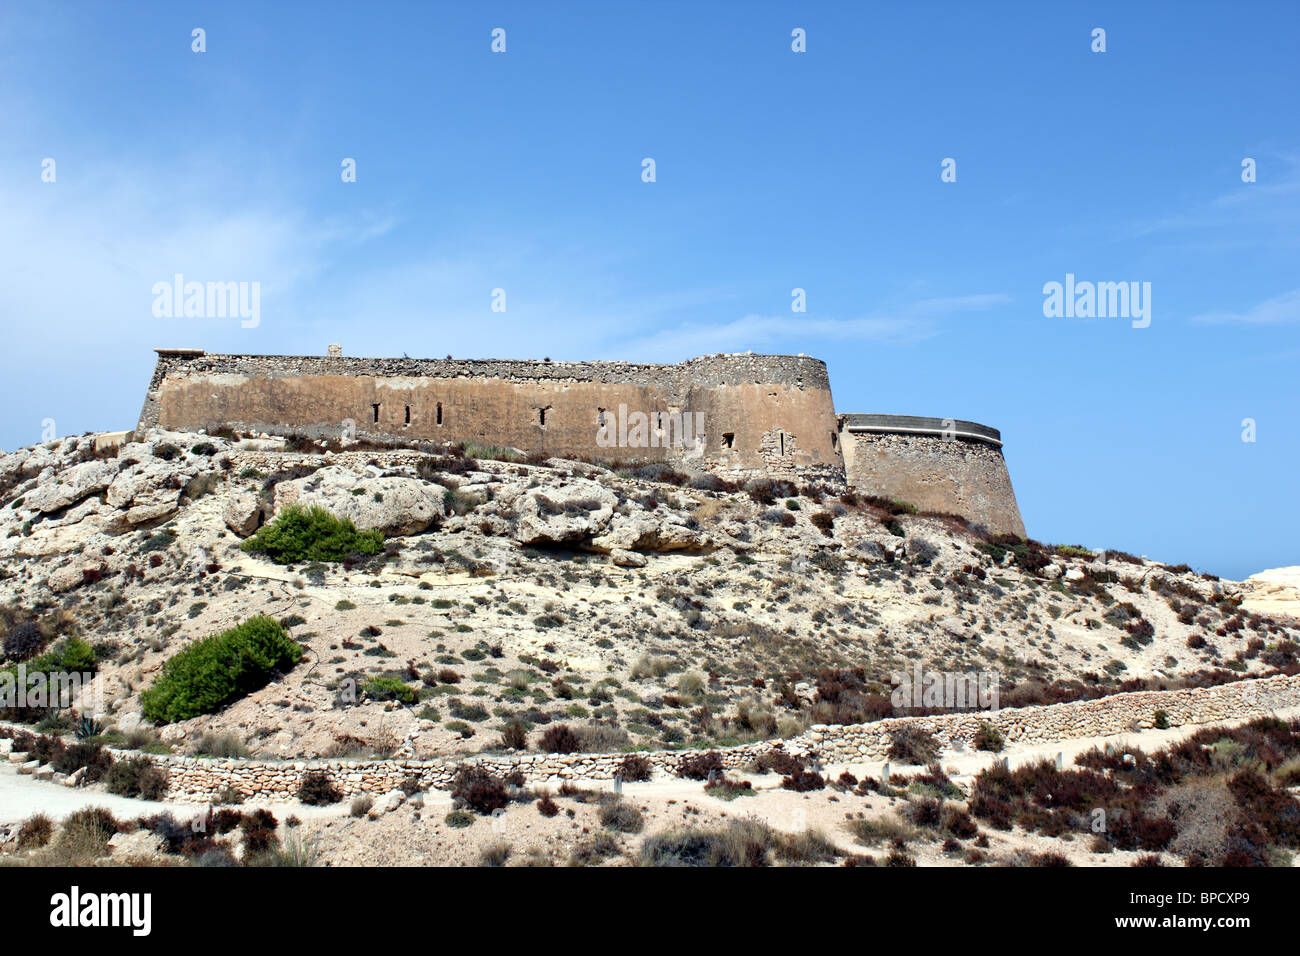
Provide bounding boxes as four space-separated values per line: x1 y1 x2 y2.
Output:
362 676 417 704
30 636 97 673
1055 544 1095 558
240 504 383 564
1153 709 1170 730
460 442 522 462
973 721 1005 753
140 616 304 723
0 637 101 711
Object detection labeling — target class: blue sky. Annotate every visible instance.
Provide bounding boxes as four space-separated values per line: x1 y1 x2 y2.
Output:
1 2 1296 579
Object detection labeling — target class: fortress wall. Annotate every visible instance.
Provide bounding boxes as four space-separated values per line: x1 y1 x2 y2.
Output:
840 417 1025 538
138 350 842 482
687 381 844 485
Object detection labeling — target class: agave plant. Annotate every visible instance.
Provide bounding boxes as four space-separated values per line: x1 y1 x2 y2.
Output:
74 714 104 740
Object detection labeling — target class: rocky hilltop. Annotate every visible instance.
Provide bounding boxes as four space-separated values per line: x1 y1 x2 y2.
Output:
2 429 1295 764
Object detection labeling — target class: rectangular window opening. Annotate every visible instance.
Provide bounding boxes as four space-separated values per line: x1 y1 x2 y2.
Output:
371 403 380 424
404 404 411 425
436 402 443 426
722 432 735 449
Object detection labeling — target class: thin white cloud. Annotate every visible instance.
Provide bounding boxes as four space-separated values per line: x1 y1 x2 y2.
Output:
1126 154 1300 240
607 294 1013 361
1190 288 1300 325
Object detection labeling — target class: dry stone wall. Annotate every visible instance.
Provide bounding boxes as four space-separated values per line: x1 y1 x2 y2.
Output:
808 672 1300 762
15 673 1290 804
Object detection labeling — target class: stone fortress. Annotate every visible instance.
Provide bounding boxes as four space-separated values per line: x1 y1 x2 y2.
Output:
138 346 1026 537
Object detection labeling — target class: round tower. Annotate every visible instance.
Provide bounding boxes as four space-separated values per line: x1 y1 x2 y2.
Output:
837 413 1026 538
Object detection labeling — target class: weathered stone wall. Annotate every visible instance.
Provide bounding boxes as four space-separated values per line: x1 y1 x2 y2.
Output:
840 419 1025 537
16 673 1288 804
138 350 843 484
808 672 1299 762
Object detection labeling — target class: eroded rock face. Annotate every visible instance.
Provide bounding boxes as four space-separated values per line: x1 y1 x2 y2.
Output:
106 459 192 526
505 479 619 546
0 443 62 486
47 559 104 593
25 459 120 514
590 513 714 554
272 466 447 536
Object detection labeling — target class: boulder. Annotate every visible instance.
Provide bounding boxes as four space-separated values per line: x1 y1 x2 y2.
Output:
937 617 968 639
609 548 647 568
108 830 165 858
47 561 102 594
223 491 262 536
509 479 618 546
272 466 446 536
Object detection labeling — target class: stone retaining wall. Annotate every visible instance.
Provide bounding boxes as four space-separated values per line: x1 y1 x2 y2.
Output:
17 672 1290 804
807 672 1300 762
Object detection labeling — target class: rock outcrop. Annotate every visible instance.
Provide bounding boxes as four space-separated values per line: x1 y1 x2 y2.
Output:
272 466 447 536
